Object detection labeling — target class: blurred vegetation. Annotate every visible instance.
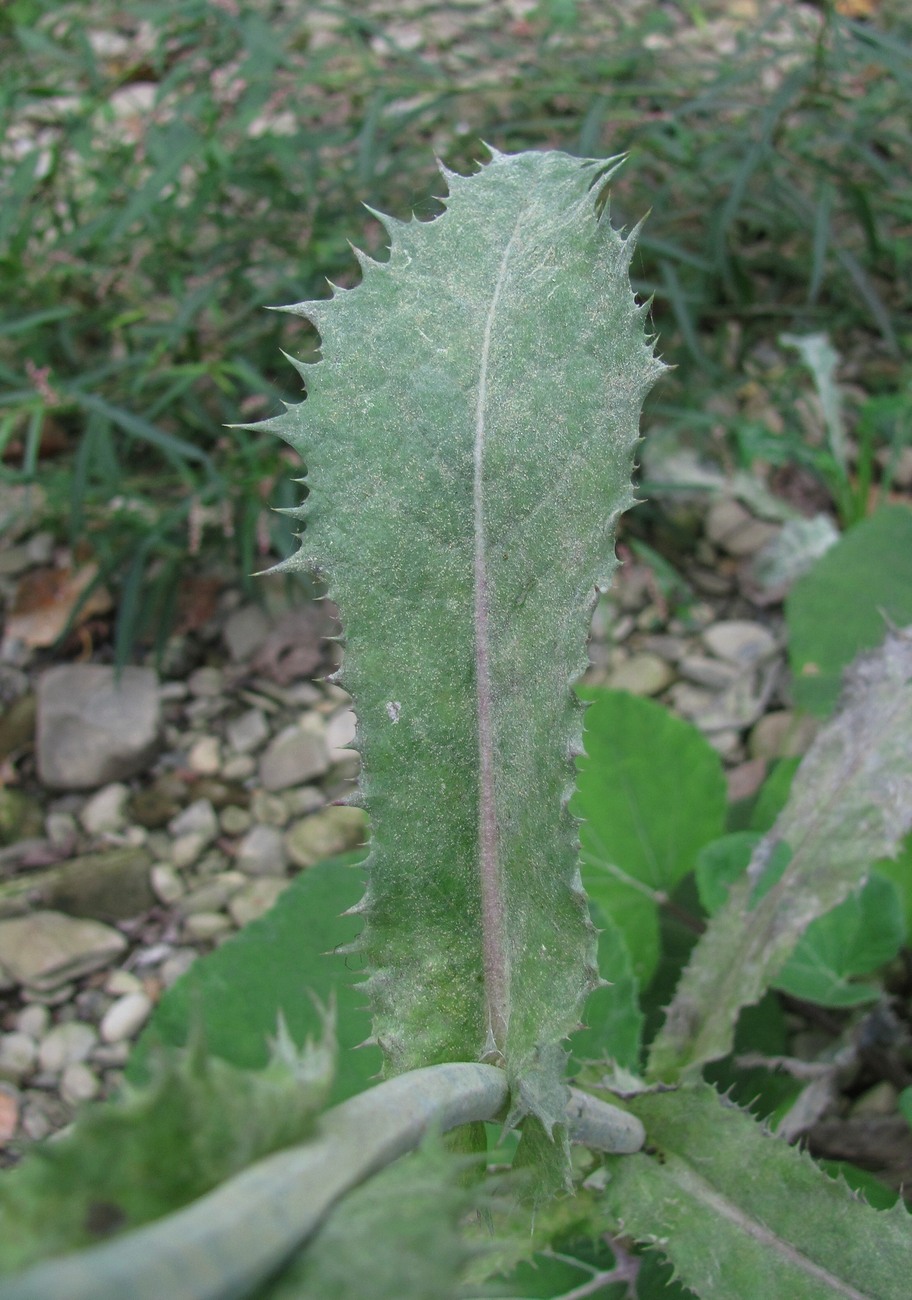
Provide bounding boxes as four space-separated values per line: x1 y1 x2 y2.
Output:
0 0 910 654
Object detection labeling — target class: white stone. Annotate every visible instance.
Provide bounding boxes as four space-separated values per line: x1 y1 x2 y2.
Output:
60 1061 100 1105
160 949 197 987
220 805 251 835
39 1021 98 1073
258 723 330 792
100 992 153 1044
80 783 130 835
45 812 77 846
187 735 222 775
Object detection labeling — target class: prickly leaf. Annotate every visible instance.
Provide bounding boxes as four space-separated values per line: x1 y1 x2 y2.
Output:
263 149 662 1139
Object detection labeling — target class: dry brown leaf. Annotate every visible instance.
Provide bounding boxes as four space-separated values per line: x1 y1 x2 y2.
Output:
5 563 112 648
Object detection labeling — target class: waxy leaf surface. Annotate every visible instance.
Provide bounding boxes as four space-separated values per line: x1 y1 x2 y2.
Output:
266 149 662 1133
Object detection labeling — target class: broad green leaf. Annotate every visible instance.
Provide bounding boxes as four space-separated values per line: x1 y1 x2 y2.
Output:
787 505 912 715
601 1083 912 1300
570 902 643 1073
128 853 379 1105
0 1025 333 1276
572 689 727 985
773 873 905 1008
650 627 912 1080
872 833 912 936
261 149 663 1136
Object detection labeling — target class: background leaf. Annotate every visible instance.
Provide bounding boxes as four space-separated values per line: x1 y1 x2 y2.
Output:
129 853 379 1105
787 506 912 716
650 627 912 1079
773 873 905 1009
572 688 727 985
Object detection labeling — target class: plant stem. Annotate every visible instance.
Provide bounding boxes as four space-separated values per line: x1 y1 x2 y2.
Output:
0 1066 644 1300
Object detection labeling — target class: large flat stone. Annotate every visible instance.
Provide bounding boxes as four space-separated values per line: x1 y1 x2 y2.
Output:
0 911 127 991
37 664 161 790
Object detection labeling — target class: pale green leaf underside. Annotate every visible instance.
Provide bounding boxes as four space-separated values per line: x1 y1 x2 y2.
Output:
602 1083 912 1300
649 627 912 1080
265 148 662 1132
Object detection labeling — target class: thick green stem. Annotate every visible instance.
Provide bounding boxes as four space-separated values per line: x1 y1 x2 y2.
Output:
0 1064 643 1300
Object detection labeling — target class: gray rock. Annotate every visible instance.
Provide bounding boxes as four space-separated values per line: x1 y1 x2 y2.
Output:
221 754 256 781
250 790 291 827
226 708 269 755
15 1004 49 1040
0 848 154 923
38 1021 98 1073
170 832 209 870
168 798 219 844
80 783 130 835
0 912 127 991
0 1032 37 1083
702 620 777 666
259 723 330 792
60 1061 100 1105
37 665 161 790
45 811 78 846
236 825 288 877
100 992 153 1044
706 498 780 558
229 877 290 928
223 604 271 661
606 652 675 697
285 806 368 869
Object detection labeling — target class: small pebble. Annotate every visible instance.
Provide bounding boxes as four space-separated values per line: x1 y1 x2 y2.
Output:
159 680 189 701
168 798 219 842
151 862 186 904
80 783 130 835
92 1042 131 1067
103 969 144 998
60 1061 100 1105
236 825 288 877
0 1032 37 1083
171 832 209 870
38 1022 98 1074
160 949 197 987
182 912 233 942
187 667 224 698
100 993 153 1044
187 735 222 775
15 1004 50 1040
606 652 675 697
177 874 246 917
283 786 324 817
251 790 290 828
702 620 777 666
220 805 252 836
45 812 77 846
224 756 257 782
226 708 270 755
